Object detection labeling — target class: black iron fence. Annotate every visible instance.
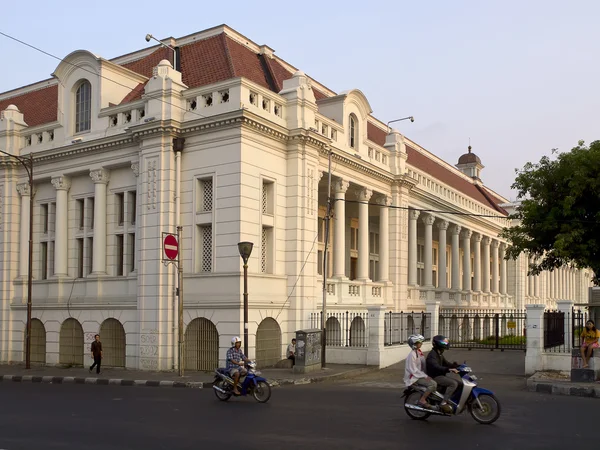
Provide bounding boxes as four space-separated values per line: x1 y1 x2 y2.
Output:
572 308 589 350
384 311 431 346
438 309 527 350
309 311 369 347
543 311 565 349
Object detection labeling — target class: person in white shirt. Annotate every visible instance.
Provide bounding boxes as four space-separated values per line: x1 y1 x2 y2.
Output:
404 334 437 409
287 338 296 366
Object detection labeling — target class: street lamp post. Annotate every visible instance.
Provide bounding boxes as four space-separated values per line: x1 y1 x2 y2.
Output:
237 241 254 356
0 150 33 369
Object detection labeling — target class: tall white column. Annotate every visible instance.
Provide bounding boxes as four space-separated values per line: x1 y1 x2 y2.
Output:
437 220 449 289
16 183 31 278
473 233 482 291
500 244 507 294
461 229 472 290
451 225 461 290
51 176 71 276
534 273 540 298
422 214 435 288
333 179 349 278
482 236 490 293
491 240 499 294
377 195 390 282
408 209 420 286
549 268 554 298
90 169 110 274
357 187 372 281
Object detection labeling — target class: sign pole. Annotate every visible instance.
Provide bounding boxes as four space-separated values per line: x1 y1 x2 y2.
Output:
177 226 184 377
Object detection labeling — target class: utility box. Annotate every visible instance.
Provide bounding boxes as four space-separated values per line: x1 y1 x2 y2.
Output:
293 329 322 374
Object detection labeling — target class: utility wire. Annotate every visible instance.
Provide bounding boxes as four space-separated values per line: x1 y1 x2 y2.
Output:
0 30 208 121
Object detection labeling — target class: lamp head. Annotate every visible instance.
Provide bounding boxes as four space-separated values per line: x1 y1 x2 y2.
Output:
237 241 254 263
410 116 415 122
145 34 152 42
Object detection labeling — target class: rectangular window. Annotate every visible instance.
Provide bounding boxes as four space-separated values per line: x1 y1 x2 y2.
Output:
317 249 323 275
116 234 124 276
40 242 48 280
116 193 124 226
318 217 324 243
128 233 136 272
198 225 212 272
128 191 136 225
77 199 85 229
261 227 268 273
197 178 213 212
88 197 95 230
86 237 93 276
77 238 84 278
41 204 49 234
262 180 274 215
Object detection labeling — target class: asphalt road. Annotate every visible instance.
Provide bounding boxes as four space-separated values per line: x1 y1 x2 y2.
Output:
0 366 594 450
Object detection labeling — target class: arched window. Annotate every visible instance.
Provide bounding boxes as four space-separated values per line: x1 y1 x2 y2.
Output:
349 114 358 149
75 81 92 133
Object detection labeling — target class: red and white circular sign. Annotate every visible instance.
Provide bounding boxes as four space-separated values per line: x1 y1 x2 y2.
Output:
164 234 179 260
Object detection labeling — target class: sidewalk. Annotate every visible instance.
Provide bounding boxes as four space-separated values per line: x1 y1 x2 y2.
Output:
527 372 600 398
0 363 376 389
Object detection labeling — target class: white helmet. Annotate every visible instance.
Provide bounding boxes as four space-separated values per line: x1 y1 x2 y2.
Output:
407 334 425 349
231 336 242 346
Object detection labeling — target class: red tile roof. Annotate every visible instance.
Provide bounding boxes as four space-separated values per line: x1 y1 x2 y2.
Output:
121 47 172 78
0 84 58 127
366 121 506 214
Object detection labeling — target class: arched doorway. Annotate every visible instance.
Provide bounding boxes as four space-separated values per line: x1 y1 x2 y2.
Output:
326 316 342 346
99 318 126 368
25 319 46 364
256 318 281 367
349 316 367 347
59 318 84 366
185 318 219 371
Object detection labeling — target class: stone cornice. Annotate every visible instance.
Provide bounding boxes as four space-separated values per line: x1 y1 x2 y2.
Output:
31 136 135 163
319 147 394 184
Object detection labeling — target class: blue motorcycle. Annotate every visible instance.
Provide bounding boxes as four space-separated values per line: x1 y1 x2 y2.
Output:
403 363 501 424
212 361 272 403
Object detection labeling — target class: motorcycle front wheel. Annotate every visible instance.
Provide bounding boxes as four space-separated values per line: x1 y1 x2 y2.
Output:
252 381 272 403
214 380 232 402
469 394 501 424
404 391 431 420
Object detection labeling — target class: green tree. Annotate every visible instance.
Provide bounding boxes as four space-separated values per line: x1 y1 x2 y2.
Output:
500 140 600 285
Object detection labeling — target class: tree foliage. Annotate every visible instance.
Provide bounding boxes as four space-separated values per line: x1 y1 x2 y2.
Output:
500 140 600 285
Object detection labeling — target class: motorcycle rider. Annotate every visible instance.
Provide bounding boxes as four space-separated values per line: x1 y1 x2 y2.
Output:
227 336 251 395
426 335 460 407
404 334 437 409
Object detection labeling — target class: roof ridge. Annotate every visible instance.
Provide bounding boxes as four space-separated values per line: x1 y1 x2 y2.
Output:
221 34 237 79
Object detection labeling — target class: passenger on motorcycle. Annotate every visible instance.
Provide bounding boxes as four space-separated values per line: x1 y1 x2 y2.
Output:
404 334 437 409
426 335 460 406
227 336 251 395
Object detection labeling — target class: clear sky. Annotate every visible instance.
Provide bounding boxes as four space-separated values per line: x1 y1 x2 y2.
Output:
1 0 598 200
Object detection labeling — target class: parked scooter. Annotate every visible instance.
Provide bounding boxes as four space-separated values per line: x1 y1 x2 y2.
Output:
402 363 501 424
212 360 272 403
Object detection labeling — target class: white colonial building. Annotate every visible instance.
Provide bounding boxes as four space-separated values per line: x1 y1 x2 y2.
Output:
0 24 594 371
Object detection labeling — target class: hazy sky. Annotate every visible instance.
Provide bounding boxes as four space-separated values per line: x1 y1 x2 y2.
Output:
1 0 598 200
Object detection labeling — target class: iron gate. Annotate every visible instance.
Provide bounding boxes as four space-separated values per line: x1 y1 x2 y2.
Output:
100 318 126 367
185 318 219 372
256 318 282 367
438 309 527 351
59 318 84 366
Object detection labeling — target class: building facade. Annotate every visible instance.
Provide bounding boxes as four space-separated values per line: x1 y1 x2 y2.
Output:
0 25 594 371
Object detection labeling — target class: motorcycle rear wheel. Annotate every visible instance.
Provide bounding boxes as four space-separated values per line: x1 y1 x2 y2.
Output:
469 393 501 425
214 380 232 402
252 381 272 403
404 391 431 420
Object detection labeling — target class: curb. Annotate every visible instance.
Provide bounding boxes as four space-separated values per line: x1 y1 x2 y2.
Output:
527 375 600 399
0 366 377 390
0 374 204 389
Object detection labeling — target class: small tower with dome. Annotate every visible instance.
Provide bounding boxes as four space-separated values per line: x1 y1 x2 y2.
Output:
456 145 484 181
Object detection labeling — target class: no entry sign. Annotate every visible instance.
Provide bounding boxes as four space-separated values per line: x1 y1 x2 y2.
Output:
163 234 179 260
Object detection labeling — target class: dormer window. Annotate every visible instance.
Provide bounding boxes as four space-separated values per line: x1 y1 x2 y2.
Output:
75 80 92 133
349 114 358 149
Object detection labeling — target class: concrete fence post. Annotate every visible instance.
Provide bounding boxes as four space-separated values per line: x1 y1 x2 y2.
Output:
366 306 385 367
426 301 440 338
525 304 546 375
556 300 574 351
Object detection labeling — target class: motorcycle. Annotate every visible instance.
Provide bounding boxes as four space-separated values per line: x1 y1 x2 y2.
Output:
212 360 272 403
402 363 501 424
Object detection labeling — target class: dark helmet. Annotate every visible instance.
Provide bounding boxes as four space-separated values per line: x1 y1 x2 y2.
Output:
432 335 450 352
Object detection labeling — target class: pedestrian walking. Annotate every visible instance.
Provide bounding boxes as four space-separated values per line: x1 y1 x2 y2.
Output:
89 334 103 374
